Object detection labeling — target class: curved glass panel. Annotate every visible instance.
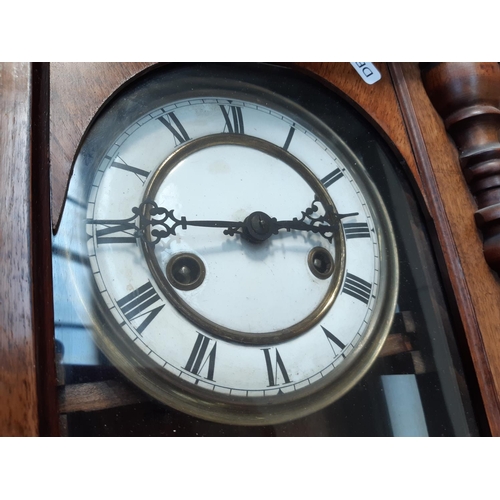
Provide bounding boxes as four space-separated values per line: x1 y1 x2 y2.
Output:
52 63 481 436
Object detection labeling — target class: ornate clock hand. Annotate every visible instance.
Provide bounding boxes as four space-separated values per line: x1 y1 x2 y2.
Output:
271 199 358 244
87 199 246 245
87 199 358 245
240 208 358 244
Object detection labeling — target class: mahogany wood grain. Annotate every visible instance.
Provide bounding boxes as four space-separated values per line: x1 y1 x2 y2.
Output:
295 63 423 194
50 63 423 231
59 333 412 415
379 333 413 358
421 63 500 272
0 63 39 436
47 62 496 433
58 380 147 414
50 62 156 231
390 62 500 435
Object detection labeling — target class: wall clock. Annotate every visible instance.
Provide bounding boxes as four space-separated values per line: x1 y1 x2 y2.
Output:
54 63 398 426
46 63 479 436
2 62 500 436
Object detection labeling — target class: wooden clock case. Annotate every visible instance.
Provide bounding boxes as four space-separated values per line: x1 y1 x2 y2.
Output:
1 62 499 436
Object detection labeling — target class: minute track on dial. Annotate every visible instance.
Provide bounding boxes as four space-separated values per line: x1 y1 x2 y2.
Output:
87 199 358 245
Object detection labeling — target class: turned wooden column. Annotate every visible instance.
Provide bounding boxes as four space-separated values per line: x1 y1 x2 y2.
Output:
421 62 500 273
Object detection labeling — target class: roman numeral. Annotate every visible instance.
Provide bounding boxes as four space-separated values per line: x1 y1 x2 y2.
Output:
262 348 291 387
283 126 295 151
92 220 137 245
220 105 244 134
343 222 371 239
158 112 190 144
321 168 343 188
322 326 346 356
184 332 217 381
116 281 164 334
342 272 372 304
110 159 149 182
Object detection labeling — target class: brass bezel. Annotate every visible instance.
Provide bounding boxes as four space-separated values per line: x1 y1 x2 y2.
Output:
141 134 345 346
62 63 399 426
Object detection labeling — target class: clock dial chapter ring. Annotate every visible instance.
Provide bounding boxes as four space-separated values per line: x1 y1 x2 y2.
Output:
140 133 346 346
76 64 400 426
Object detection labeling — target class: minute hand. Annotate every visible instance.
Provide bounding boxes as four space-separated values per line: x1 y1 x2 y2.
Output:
148 209 358 245
177 210 358 244
145 198 358 244
87 200 358 245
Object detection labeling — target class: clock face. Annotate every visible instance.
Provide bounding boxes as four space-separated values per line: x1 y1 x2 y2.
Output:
70 64 398 424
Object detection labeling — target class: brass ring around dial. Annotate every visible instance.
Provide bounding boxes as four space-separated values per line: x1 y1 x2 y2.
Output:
140 134 346 346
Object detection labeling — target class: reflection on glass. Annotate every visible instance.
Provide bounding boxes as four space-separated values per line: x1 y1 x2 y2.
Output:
52 63 481 436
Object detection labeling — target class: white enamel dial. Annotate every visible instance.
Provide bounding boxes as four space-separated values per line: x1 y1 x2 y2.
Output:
83 93 396 424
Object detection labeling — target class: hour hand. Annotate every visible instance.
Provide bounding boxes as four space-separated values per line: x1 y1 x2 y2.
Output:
87 200 246 246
